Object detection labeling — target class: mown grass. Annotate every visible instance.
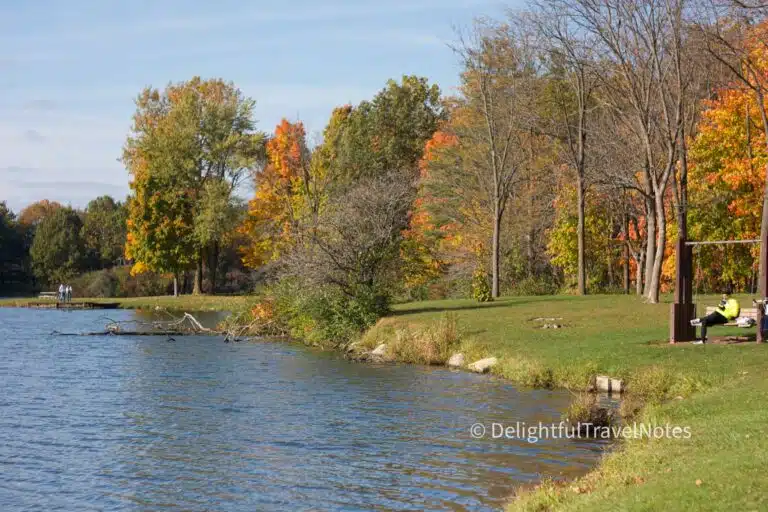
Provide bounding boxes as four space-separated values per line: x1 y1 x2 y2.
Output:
363 293 768 511
0 295 250 312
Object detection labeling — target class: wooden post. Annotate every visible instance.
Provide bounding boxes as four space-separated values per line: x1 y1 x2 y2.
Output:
670 238 696 343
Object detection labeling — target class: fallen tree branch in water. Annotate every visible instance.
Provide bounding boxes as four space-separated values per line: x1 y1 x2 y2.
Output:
51 312 251 342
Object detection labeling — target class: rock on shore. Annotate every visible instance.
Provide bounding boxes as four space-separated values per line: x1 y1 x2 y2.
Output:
467 357 498 373
447 353 465 368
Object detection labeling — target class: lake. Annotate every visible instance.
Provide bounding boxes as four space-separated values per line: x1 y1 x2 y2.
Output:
0 308 607 511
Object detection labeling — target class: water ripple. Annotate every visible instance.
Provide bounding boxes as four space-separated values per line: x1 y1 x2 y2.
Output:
0 308 607 511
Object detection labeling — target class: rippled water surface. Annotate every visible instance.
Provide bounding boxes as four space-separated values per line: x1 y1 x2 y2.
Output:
0 308 607 511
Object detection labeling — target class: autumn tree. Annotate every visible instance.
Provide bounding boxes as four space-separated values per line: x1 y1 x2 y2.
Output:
445 20 538 298
18 199 62 227
123 77 263 295
240 119 312 268
694 9 768 323
688 84 766 290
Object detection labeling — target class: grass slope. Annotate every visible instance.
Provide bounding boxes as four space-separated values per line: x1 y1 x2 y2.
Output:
368 294 768 511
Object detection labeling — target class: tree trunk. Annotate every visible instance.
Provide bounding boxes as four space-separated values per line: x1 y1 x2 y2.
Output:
607 251 614 289
755 88 768 342
193 251 203 295
636 243 645 296
577 176 587 295
647 193 667 304
173 275 178 297
624 215 631 294
526 230 535 278
643 195 656 297
209 242 219 295
624 246 631 294
491 207 501 299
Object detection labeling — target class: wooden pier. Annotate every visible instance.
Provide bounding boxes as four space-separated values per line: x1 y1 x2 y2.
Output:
23 301 120 310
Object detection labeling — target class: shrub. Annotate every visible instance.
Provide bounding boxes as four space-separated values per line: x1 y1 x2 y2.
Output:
507 275 559 296
471 269 492 302
70 267 173 298
85 269 119 297
565 392 616 436
251 278 391 347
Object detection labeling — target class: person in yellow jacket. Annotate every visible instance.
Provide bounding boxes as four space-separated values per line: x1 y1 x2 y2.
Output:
690 293 740 343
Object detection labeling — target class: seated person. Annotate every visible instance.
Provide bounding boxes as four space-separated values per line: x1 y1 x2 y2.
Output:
690 293 740 343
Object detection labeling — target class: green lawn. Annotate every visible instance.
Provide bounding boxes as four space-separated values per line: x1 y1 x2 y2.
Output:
372 294 768 511
0 295 251 312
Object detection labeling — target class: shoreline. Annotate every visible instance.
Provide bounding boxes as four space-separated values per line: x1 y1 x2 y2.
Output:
5 293 767 509
339 296 768 510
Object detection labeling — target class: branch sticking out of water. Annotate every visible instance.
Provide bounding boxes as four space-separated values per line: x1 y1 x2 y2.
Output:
52 312 250 342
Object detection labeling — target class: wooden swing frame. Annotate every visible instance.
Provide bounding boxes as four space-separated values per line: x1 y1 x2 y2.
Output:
670 237 766 343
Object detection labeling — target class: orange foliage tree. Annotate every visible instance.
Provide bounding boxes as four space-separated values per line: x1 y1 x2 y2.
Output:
240 119 311 268
687 85 765 291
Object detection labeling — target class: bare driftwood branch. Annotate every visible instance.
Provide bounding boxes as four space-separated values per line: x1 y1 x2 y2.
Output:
53 312 251 343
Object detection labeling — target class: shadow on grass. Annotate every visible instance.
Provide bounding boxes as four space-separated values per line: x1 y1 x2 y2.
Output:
391 296 561 316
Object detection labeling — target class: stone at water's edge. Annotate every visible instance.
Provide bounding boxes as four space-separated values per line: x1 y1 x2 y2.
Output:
371 344 387 357
594 375 624 394
447 353 465 368
468 357 497 373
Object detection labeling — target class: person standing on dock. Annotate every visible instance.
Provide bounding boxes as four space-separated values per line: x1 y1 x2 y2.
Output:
58 283 65 302
67 285 73 302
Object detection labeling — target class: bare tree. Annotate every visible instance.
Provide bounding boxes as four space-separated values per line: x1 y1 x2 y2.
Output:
566 0 697 302
283 171 414 303
529 0 601 295
451 19 539 298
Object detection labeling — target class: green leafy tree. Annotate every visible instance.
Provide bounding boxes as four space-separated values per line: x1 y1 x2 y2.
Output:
82 195 127 269
30 207 85 285
319 75 443 188
195 180 243 292
0 202 28 292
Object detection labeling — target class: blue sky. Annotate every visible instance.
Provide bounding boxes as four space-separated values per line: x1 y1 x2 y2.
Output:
0 0 513 212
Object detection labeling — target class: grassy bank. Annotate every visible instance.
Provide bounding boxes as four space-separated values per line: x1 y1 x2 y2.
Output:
357 294 768 510
4 291 765 508
0 295 250 312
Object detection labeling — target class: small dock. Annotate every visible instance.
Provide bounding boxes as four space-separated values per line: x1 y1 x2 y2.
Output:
23 302 120 310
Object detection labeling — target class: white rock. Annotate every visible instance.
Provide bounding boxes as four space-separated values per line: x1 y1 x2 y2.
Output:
595 375 611 392
447 353 465 368
468 357 498 373
371 344 387 357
